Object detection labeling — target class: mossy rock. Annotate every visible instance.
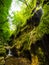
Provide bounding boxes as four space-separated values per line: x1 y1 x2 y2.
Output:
5 56 31 65
0 57 5 65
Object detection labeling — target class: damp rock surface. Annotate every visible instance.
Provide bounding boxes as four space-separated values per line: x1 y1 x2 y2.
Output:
0 57 5 65
5 56 31 65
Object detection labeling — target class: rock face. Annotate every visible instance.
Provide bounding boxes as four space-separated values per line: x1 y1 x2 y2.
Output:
5 56 31 65
0 57 5 65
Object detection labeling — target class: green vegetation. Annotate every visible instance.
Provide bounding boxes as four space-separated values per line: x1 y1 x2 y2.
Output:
0 0 49 65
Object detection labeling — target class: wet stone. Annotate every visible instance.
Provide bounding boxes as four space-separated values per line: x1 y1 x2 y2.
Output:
5 56 31 65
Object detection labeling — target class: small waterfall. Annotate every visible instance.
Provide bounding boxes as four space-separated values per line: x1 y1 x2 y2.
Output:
8 48 12 56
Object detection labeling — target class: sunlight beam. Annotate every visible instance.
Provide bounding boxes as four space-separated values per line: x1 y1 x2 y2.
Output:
8 0 22 31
